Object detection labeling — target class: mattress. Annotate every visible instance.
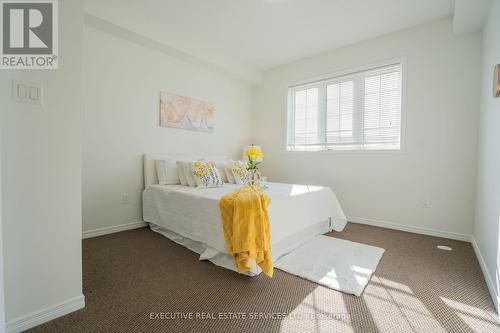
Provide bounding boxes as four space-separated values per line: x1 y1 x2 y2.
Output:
143 182 347 274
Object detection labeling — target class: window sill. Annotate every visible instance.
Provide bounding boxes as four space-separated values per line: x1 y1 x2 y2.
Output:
285 146 403 154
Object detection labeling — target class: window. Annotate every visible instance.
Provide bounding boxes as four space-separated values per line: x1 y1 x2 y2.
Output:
287 62 403 151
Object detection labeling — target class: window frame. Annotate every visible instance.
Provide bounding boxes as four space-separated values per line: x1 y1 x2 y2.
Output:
285 57 407 153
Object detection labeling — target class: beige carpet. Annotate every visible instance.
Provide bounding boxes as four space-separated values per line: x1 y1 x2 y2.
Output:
29 223 500 333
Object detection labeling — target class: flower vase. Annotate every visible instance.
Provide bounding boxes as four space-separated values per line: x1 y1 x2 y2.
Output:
248 169 261 186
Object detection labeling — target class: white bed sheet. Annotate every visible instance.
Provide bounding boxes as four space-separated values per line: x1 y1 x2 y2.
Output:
143 182 346 254
149 220 332 276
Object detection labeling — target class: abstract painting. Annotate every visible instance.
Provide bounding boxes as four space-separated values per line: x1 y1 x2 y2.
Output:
160 92 215 132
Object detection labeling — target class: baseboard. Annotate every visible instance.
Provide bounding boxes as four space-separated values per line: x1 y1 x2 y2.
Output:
347 216 472 242
6 294 85 333
471 237 499 314
82 221 148 239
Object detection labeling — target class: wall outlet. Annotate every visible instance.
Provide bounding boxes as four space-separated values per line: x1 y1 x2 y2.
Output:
122 193 131 204
422 199 430 208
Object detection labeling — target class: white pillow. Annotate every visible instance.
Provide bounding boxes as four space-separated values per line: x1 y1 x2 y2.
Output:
175 161 188 186
230 160 249 185
224 166 236 184
189 160 224 188
155 160 180 185
215 161 228 183
178 161 197 187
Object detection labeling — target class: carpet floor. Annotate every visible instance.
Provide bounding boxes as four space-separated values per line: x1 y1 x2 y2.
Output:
29 223 500 333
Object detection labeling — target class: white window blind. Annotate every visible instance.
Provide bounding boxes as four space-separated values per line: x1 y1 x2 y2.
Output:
287 62 403 151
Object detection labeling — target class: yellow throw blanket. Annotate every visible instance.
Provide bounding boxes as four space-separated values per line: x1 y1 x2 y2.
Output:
219 185 273 277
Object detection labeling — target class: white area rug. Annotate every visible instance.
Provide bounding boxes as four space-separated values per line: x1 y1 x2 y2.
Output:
274 235 385 296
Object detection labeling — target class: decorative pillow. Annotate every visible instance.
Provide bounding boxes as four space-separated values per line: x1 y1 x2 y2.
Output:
190 160 224 188
175 161 188 186
230 160 249 185
155 160 180 185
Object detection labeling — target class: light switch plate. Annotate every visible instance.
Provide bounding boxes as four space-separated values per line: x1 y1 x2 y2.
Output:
12 80 43 105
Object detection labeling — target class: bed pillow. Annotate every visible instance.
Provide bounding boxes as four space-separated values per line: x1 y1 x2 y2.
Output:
190 160 224 188
175 161 188 186
225 166 236 184
178 161 197 187
155 160 180 185
221 160 236 184
230 160 249 185
214 161 229 183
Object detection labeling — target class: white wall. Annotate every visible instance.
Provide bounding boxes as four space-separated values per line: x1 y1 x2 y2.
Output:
0 60 5 333
82 22 253 233
473 0 500 311
253 18 481 238
0 0 84 330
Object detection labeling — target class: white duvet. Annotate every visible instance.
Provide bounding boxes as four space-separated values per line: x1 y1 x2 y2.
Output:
143 182 347 257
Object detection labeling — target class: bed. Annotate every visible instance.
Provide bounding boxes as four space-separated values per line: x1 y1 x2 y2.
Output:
142 154 347 275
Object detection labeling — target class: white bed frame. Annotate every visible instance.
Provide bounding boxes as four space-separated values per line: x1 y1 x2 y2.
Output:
143 154 232 187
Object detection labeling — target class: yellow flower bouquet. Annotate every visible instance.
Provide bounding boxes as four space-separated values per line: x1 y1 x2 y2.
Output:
245 145 263 171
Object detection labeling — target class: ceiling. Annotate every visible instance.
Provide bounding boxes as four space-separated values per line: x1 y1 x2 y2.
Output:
85 0 456 82
453 0 492 35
